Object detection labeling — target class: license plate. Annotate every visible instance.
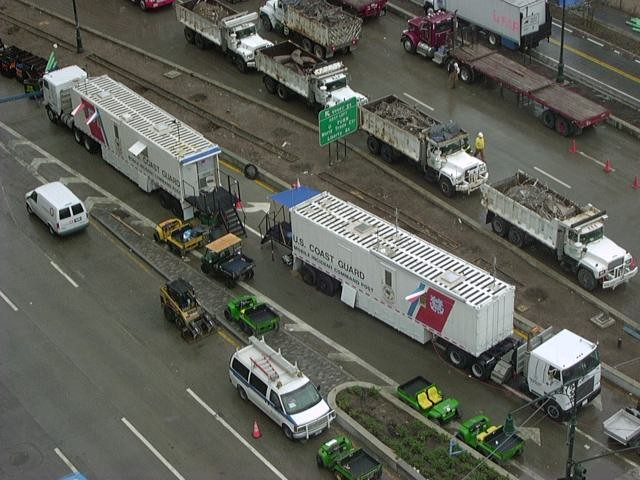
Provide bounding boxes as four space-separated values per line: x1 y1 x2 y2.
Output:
74 217 82 223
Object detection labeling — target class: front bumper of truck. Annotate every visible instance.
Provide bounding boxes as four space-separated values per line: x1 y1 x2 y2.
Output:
455 172 489 194
602 264 638 289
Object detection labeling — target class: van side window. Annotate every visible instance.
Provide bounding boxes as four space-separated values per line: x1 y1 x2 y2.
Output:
269 390 282 410
71 203 84 215
231 358 250 381
59 207 71 220
249 374 268 397
30 192 38 202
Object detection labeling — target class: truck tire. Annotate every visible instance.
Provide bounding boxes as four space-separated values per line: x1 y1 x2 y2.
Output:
26 203 33 215
234 55 247 74
555 115 571 136
46 106 57 123
577 267 597 291
366 135 381 155
244 163 259 180
447 346 470 369
163 306 174 322
201 263 211 275
544 400 563 421
402 37 415 53
313 44 325 59
282 424 294 440
276 83 289 101
302 265 317 286
471 361 491 380
260 14 272 32
263 76 277 94
439 177 455 198
302 38 313 52
73 127 84 144
541 109 555 129
237 386 248 401
491 216 509 237
380 144 395 163
194 33 207 50
83 135 99 154
459 65 474 84
184 27 196 44
507 226 525 247
488 32 500 47
316 272 335 296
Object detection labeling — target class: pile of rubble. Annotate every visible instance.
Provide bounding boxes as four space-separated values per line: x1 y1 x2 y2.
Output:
193 0 232 21
295 0 352 25
274 48 319 73
368 97 436 136
506 180 578 220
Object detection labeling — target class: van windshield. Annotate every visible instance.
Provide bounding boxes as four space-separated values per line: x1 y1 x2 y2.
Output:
281 382 321 415
562 349 600 384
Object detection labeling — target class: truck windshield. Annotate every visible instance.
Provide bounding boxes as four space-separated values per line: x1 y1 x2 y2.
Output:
438 139 464 155
324 77 347 91
234 26 256 39
434 21 452 33
562 349 600 384
579 227 604 244
281 382 321 415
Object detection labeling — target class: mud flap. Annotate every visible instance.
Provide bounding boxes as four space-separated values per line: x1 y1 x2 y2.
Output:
340 283 356 308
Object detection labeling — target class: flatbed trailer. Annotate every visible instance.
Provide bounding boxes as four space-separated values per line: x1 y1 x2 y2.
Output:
452 43 609 136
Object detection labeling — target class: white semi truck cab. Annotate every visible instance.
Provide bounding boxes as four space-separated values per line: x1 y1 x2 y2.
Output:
222 13 273 69
312 64 367 108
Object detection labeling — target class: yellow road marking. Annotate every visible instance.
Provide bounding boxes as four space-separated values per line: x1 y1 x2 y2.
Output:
256 179 275 193
549 37 640 84
92 220 152 275
217 328 241 348
514 328 529 340
220 159 241 174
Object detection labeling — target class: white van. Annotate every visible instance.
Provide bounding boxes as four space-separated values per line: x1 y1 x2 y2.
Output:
229 336 335 440
25 182 89 236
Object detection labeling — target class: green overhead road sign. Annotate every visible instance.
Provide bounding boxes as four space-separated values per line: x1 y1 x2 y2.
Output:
319 97 358 147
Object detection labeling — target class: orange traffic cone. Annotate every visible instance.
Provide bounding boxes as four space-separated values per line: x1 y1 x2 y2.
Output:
632 175 640 190
252 420 262 439
603 159 613 173
235 199 243 209
568 139 577 154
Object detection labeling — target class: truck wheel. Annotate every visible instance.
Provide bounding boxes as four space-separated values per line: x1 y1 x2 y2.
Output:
577 268 597 291
26 203 33 215
301 38 313 52
184 27 196 44
234 56 247 74
138 0 147 10
282 425 294 440
83 135 98 154
555 116 571 136
164 306 175 323
194 34 207 50
153 232 160 242
488 32 500 47
366 135 381 155
545 400 563 421
439 177 455 198
447 346 470 369
244 163 259 180
276 83 289 101
302 265 317 286
46 106 57 123
225 278 235 288
507 226 525 247
263 76 277 94
201 263 211 275
459 65 474 84
471 362 490 380
73 127 84 144
491 216 509 237
541 109 555 129
316 272 335 296
260 14 272 32
313 44 325 59
237 386 248 401
402 37 415 53
380 144 395 163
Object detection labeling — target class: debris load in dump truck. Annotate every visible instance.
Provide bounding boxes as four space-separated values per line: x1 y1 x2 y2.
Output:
273 48 319 74
504 178 578 221
296 0 353 24
192 1 233 19
366 97 437 136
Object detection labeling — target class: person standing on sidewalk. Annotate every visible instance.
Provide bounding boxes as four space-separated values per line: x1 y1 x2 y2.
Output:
448 62 460 89
475 132 485 162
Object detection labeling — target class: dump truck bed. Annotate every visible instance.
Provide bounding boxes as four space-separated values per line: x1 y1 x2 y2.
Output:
340 449 380 478
454 44 609 127
246 304 278 324
603 408 640 445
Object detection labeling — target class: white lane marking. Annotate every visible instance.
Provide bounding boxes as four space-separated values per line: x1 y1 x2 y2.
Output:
121 417 186 480
635 59 640 65
533 167 572 189
578 151 615 171
245 224 261 238
552 22 573 34
403 92 435 111
586 37 605 48
614 50 620 55
0 289 19 311
54 447 78 473
50 261 79 288
186 388 288 480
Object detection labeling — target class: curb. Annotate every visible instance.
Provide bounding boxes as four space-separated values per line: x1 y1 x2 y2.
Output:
327 382 518 480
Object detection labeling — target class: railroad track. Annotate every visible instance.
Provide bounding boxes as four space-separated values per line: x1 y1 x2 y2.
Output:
318 171 460 250
2 13 75 51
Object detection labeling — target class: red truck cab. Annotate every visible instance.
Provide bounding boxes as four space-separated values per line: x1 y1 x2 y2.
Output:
329 0 387 18
133 0 175 11
401 11 453 57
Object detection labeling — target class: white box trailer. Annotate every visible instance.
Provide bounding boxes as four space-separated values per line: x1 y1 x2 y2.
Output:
43 67 222 220
289 191 515 359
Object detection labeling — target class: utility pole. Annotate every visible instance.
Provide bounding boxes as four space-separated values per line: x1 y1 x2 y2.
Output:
564 381 578 479
556 0 566 83
72 0 84 53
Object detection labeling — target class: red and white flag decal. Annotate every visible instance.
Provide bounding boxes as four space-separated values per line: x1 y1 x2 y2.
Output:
415 288 454 333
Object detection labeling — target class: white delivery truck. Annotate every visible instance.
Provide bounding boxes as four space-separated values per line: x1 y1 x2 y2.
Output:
176 0 273 73
255 41 367 112
424 0 552 49
42 66 225 220
481 170 637 291
359 95 487 197
229 336 336 439
278 190 600 419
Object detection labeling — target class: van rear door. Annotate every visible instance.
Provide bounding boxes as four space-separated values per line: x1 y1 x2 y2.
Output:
58 202 87 233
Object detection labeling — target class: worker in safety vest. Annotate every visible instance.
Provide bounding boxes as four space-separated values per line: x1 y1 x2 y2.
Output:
475 132 485 162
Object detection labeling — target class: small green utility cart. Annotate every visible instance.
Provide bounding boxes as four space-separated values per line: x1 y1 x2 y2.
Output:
224 295 280 335
396 376 460 424
316 436 382 480
456 414 525 462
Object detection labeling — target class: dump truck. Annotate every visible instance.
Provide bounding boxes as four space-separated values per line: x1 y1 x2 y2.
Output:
41 66 229 220
456 415 525 462
255 41 367 111
401 13 610 136
224 295 281 335
327 0 387 18
154 218 210 256
259 0 363 59
160 278 216 341
359 95 487 197
201 233 255 287
481 170 637 291
603 407 640 447
176 0 273 73
316 436 382 480
396 376 459 424
272 189 600 419
424 0 551 49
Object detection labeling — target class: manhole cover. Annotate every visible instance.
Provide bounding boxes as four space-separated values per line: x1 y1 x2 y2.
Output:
0 443 42 474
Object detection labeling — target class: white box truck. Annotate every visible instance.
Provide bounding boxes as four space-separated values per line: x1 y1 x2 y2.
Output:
279 190 600 418
359 95 487 197
42 66 223 220
176 0 273 73
424 0 552 49
481 170 637 291
255 41 367 111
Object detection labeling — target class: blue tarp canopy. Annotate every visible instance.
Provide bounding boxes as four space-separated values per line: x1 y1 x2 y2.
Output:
270 186 320 208
58 474 88 480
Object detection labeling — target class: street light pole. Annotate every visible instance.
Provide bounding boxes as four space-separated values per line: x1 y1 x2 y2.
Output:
556 0 566 83
564 381 578 479
71 0 84 53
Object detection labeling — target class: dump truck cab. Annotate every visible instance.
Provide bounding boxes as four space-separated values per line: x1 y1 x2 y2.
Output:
201 233 255 287
160 278 215 341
